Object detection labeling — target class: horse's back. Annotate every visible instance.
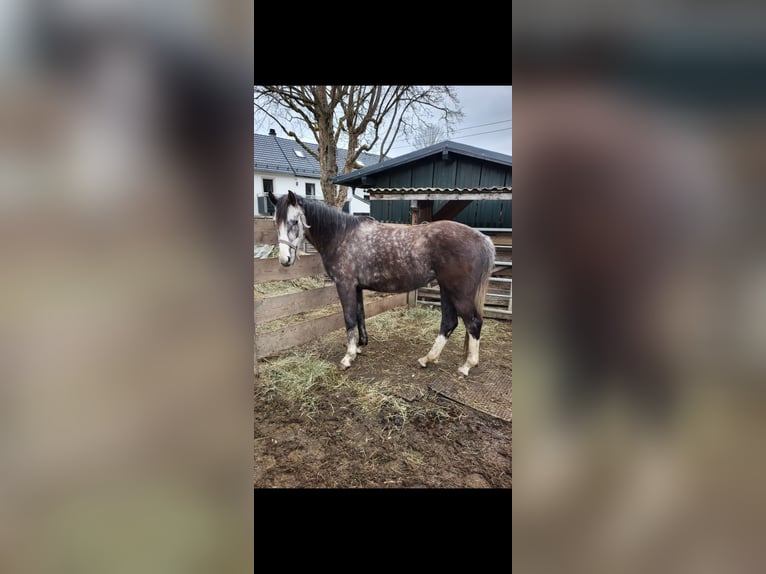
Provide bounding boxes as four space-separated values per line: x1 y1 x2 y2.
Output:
422 220 494 261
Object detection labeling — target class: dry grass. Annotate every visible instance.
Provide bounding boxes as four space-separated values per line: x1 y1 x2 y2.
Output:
254 274 329 299
366 305 508 345
256 352 343 417
256 349 453 432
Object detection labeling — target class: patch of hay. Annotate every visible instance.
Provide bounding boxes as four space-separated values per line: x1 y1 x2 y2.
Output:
254 275 329 300
256 350 453 431
256 352 342 418
366 305 509 345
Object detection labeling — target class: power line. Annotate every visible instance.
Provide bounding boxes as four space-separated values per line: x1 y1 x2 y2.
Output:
451 127 512 140
389 126 512 151
454 119 512 132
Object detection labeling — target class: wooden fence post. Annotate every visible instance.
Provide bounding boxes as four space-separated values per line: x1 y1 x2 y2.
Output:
407 289 418 309
254 337 260 377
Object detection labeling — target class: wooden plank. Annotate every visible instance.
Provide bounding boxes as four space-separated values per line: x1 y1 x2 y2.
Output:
411 162 434 187
254 218 276 244
370 192 512 201
255 284 338 323
479 165 508 187
433 157 458 187
488 233 512 246
433 200 473 221
254 254 326 283
482 309 512 321
256 312 346 359
418 199 434 223
417 292 510 308
254 338 259 377
255 293 407 359
417 300 511 321
456 159 483 188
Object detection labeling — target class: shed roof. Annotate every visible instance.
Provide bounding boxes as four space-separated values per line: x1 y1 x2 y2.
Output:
368 186 512 200
333 140 513 187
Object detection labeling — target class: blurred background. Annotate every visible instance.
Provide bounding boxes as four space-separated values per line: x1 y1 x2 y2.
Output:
513 9 766 574
0 1 253 571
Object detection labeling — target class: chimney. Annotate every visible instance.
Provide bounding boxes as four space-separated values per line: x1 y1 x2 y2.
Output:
269 128 276 136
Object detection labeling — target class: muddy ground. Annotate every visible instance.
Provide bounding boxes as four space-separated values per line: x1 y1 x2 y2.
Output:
254 307 512 488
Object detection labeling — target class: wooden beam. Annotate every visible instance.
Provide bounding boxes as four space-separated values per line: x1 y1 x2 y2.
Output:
418 200 434 223
255 284 338 324
433 200 473 222
488 232 512 246
370 192 512 201
416 300 511 321
254 254 326 283
255 293 407 359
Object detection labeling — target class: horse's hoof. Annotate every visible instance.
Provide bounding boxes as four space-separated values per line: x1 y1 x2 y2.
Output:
457 365 470 377
417 357 429 368
339 363 349 371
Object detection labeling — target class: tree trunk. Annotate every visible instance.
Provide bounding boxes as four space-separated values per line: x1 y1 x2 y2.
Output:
315 106 342 208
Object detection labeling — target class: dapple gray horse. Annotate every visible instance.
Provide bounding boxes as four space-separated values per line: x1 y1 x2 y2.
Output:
269 190 495 376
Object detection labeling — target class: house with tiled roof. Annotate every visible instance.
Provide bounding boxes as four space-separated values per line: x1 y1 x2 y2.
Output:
254 130 382 216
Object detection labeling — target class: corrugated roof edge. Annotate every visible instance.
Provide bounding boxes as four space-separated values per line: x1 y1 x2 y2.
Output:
368 185 512 193
332 140 512 185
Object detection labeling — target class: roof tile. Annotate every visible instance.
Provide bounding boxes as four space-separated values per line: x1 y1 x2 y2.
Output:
254 133 382 178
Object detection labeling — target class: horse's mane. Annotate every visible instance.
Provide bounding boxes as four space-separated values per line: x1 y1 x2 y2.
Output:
275 195 371 249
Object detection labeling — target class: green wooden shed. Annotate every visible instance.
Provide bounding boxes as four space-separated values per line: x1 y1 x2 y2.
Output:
332 140 512 228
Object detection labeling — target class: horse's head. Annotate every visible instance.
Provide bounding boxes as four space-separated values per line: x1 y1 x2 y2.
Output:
268 189 311 267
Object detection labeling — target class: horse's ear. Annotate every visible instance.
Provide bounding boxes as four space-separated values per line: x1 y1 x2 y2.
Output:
287 190 297 206
267 190 277 205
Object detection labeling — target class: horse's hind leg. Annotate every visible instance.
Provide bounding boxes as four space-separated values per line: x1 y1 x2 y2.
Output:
458 310 483 377
418 289 458 368
356 285 367 352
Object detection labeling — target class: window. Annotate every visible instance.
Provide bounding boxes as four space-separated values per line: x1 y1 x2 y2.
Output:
305 183 316 197
262 178 275 215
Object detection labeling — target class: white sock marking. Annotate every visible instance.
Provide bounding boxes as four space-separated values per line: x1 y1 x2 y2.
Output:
458 334 480 376
419 334 447 367
340 330 358 370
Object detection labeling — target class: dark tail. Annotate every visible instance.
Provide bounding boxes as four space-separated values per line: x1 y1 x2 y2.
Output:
465 235 495 354
474 235 495 318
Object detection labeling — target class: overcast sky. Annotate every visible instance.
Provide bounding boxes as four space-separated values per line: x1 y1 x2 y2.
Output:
389 85 512 158
254 85 512 159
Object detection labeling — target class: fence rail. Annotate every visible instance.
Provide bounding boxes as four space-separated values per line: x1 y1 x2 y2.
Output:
255 292 407 361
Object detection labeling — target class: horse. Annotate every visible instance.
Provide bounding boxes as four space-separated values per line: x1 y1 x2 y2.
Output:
268 190 495 376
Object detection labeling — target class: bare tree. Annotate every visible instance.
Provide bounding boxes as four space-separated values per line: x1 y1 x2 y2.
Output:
254 86 462 208
408 122 450 149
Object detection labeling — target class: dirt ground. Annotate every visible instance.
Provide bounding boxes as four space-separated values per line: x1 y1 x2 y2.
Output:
254 307 512 488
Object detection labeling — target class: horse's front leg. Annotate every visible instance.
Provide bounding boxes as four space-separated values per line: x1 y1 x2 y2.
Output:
336 284 359 370
356 285 367 352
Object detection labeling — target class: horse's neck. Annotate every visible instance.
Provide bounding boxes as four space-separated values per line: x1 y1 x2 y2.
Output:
304 203 344 254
